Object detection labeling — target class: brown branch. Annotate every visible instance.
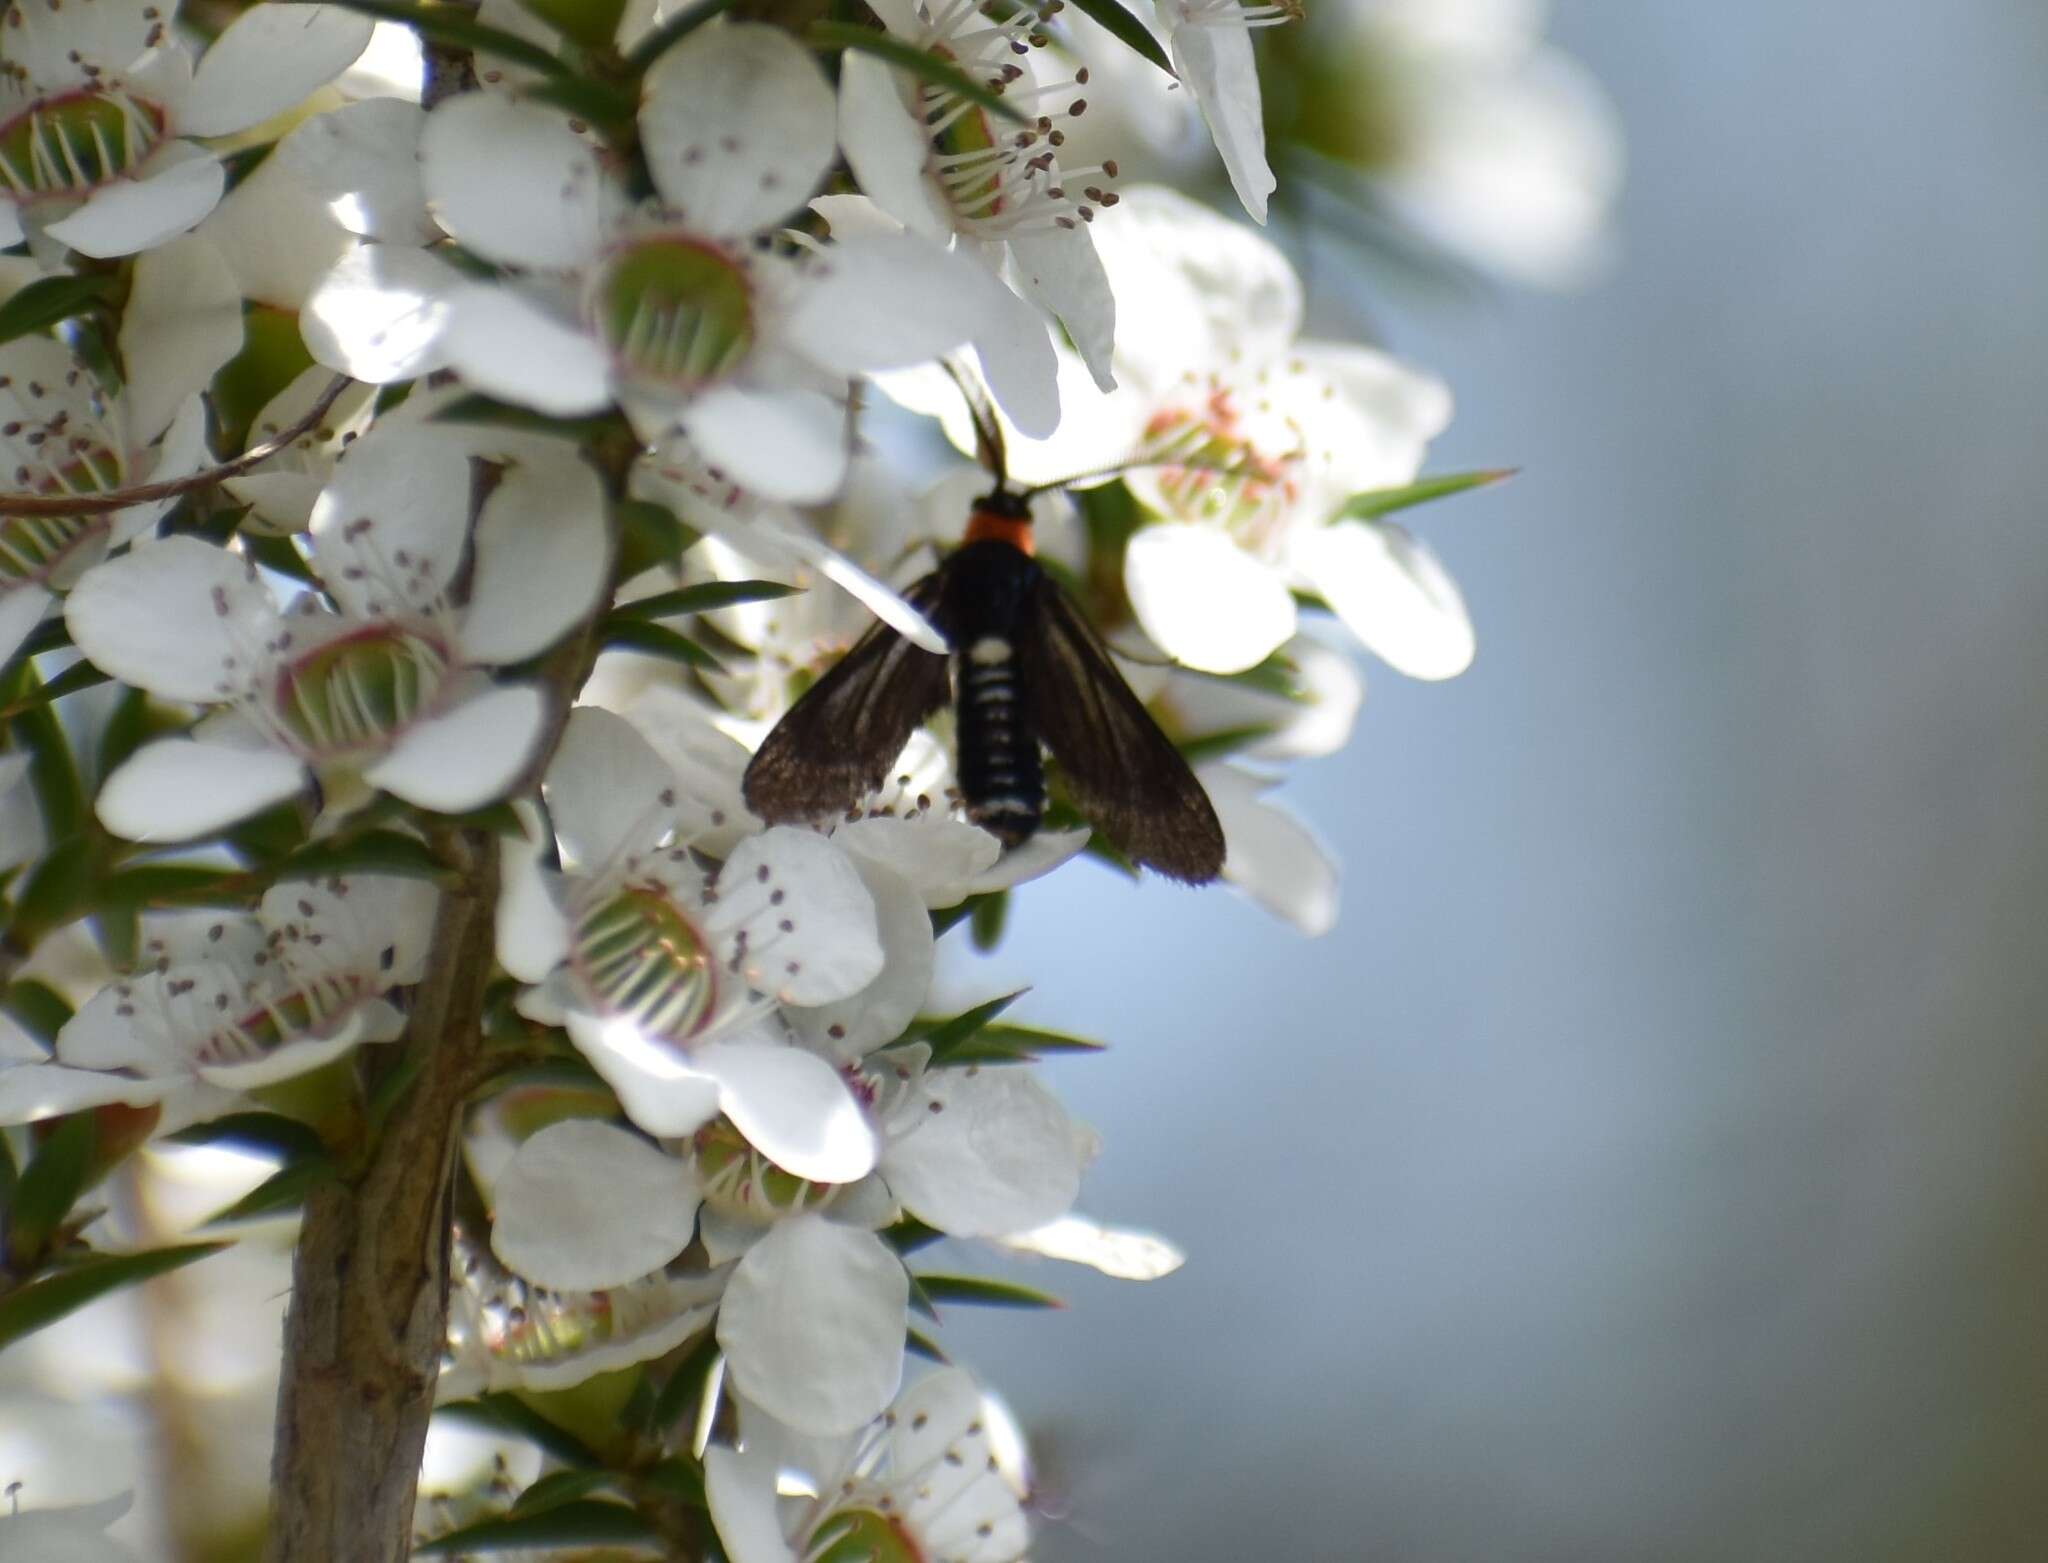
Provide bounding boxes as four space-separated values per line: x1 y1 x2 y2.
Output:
0 374 354 519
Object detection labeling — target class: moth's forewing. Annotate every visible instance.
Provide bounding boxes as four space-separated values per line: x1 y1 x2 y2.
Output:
742 573 952 825
1021 577 1227 884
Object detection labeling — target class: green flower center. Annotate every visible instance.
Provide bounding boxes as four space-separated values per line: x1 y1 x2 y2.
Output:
0 90 166 201
693 1117 840 1218
595 237 753 390
1141 396 1303 549
272 623 452 760
811 1508 924 1563
573 884 718 1043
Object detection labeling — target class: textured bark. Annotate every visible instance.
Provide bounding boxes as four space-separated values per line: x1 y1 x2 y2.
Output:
263 835 499 1563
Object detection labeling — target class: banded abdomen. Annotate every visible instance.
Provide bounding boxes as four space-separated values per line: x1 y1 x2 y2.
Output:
940 537 1046 847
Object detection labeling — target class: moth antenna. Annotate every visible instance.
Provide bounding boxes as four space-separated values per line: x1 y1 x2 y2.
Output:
940 358 1010 492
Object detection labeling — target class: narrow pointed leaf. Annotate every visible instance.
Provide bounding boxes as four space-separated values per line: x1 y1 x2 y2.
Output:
600 618 724 672
438 1394 604 1468
914 1273 1065 1310
0 274 119 348
416 1499 656 1554
2 980 73 1046
610 581 801 622
1062 0 1173 75
810 22 1027 124
202 1155 334 1226
1337 469 1516 522
508 1470 619 1516
7 1113 95 1264
0 661 110 718
278 830 454 883
0 1242 228 1353
171 1112 326 1164
910 990 1025 1064
624 0 742 70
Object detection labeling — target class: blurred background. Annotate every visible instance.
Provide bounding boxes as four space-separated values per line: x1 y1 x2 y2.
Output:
947 1 2048 1558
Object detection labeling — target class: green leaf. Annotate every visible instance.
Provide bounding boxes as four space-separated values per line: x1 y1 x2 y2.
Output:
1337 468 1515 523
1061 0 1173 75
600 618 725 672
637 1456 708 1510
910 991 1025 1065
433 393 622 444
0 273 118 348
968 890 1008 952
914 1273 1064 1310
1175 723 1277 766
1 980 72 1047
277 829 454 883
0 1242 227 1354
171 1112 326 1165
906 1326 948 1362
809 22 1028 124
624 0 741 69
327 0 571 78
7 670 88 843
95 687 152 785
224 801 311 864
10 836 96 945
513 0 627 48
95 863 253 911
0 659 109 718
612 496 698 580
7 1115 99 1265
438 1394 604 1469
610 580 801 621
417 1499 657 1554
936 1021 1106 1066
651 1330 722 1432
508 1469 618 1517
240 532 318 587
523 75 639 133
201 1155 334 1226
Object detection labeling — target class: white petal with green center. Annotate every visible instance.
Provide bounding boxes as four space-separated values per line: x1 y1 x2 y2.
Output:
490 1119 702 1291
118 234 243 446
420 92 609 270
882 1066 1082 1238
639 23 835 238
597 233 757 392
544 707 681 874
43 143 226 259
1124 523 1296 674
717 1215 906 1435
302 243 460 383
177 4 376 138
682 383 845 504
834 53 952 240
1166 10 1274 223
565 1008 723 1137
96 738 308 843
695 1038 876 1184
462 458 609 666
715 828 882 1007
441 282 615 415
274 98 434 244
1295 517 1476 680
363 681 547 812
704 1447 798 1563
786 858 931 1061
1197 760 1336 935
66 537 277 702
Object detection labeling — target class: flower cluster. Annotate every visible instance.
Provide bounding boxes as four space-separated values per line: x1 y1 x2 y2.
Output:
0 0 1611 1554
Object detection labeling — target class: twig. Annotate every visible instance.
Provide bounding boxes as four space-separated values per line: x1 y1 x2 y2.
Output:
0 374 355 519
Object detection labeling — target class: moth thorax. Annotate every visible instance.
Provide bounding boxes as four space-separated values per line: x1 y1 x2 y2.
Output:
962 504 1035 555
953 632 1043 847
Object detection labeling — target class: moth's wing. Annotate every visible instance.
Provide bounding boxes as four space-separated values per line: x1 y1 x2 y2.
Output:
742 575 952 824
1019 577 1226 884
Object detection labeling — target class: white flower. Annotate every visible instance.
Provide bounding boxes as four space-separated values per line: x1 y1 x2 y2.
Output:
1313 0 1623 286
0 875 437 1130
0 0 373 258
835 0 1122 403
497 706 884 1180
705 1368 1030 1563
440 1213 723 1400
0 237 236 670
1151 0 1292 224
64 422 608 841
372 23 1004 501
0 1493 139 1563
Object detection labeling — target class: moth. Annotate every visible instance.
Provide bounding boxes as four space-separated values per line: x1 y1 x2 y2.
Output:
742 473 1226 885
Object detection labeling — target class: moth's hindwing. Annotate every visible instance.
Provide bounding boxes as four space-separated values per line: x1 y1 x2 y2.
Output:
1020 576 1227 884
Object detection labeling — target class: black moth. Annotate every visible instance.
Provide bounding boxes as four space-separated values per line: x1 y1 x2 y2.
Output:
742 488 1226 884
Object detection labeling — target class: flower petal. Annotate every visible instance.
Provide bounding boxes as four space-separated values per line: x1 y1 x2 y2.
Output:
785 858 932 1060
302 243 461 383
996 1212 1185 1279
440 283 615 415
566 1009 724 1137
714 828 882 1007
1167 14 1274 223
497 802 571 984
7 0 155 87
970 275 1062 440
717 1216 906 1435
1124 524 1295 674
0 1062 178 1124
274 97 435 244
459 453 611 664
787 230 996 375
44 144 226 259
195 145 355 311
1007 225 1116 392
704 1447 799 1563
421 93 610 270
695 1038 877 1184
640 23 835 237
882 1066 1081 1237
96 739 307 843
65 537 276 702
544 706 679 874
310 422 476 614
118 235 243 446
682 384 845 504
834 53 951 239
491 1119 701 1291
1295 518 1475 680
179 4 375 137
364 683 548 813
1199 760 1338 935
